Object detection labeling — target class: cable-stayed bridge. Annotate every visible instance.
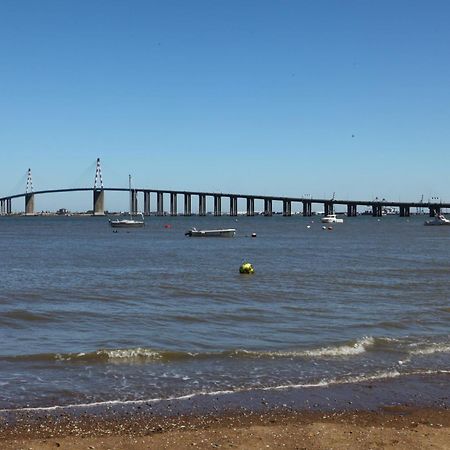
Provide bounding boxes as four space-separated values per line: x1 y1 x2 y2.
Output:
0 159 447 217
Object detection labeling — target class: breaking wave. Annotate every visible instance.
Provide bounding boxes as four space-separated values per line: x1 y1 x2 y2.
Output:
409 343 450 356
302 336 375 357
0 336 380 363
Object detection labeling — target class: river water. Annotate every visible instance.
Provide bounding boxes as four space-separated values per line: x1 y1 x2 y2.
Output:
0 215 449 410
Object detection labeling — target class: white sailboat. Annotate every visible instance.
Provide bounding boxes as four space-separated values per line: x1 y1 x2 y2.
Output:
109 175 145 228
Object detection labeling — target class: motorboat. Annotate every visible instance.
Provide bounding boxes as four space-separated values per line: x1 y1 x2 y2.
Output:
109 212 145 228
321 214 344 224
424 214 450 226
185 227 236 237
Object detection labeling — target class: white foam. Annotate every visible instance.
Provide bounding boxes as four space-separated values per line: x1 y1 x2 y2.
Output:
0 389 235 413
102 348 162 360
233 337 376 359
409 344 450 356
260 370 402 392
303 336 375 357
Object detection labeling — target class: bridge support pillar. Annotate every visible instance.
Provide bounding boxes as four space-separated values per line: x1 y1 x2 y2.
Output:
93 189 104 215
6 198 12 214
199 194 206 216
399 205 410 217
246 197 255 216
130 190 138 214
324 202 334 216
170 193 177 216
184 194 192 216
25 193 35 215
303 201 312 216
283 200 292 216
429 205 440 217
347 203 357 217
264 198 273 216
156 192 164 216
229 196 238 216
372 204 382 217
2 199 8 214
0 200 4 215
214 195 222 216
144 191 151 216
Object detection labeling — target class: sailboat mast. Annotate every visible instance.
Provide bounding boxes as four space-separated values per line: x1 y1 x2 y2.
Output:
129 174 132 215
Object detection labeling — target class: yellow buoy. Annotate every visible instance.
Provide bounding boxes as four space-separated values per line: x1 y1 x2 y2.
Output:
239 262 255 274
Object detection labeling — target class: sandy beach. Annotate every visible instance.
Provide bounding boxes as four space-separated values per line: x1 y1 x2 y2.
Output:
1 375 449 450
1 407 449 449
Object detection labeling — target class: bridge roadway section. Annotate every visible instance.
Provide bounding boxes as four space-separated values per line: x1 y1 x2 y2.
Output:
0 187 447 217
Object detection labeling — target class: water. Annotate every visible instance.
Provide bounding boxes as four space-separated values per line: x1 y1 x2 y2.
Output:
0 215 449 410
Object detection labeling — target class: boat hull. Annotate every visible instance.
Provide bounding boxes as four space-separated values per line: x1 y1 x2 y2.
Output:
424 214 450 226
321 216 344 224
424 221 450 226
185 228 236 237
109 220 144 228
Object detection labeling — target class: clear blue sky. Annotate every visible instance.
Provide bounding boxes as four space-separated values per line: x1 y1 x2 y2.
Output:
1 0 449 212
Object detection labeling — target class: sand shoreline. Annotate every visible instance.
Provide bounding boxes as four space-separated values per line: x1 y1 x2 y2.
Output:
0 407 449 449
1 374 449 449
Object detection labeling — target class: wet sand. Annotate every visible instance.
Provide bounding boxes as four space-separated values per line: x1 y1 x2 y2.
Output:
1 375 449 449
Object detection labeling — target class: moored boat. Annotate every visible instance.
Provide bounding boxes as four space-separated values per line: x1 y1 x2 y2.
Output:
424 214 450 226
321 214 344 224
109 175 145 228
109 213 145 228
185 227 236 237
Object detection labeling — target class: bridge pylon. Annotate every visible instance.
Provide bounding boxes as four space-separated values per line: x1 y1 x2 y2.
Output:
93 158 105 215
25 168 35 215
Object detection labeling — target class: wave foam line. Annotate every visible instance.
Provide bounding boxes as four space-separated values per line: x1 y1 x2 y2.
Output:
6 336 448 365
2 369 448 414
0 337 378 363
0 390 236 414
263 369 450 392
262 370 401 392
409 344 450 356
302 336 375 357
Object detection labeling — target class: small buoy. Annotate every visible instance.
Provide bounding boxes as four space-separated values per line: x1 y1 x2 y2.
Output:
306 225 311 229
251 232 257 237
327 226 333 231
239 262 255 274
164 224 172 228
322 226 327 230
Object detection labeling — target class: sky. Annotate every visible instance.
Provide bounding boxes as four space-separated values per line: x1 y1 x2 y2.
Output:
1 0 449 212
